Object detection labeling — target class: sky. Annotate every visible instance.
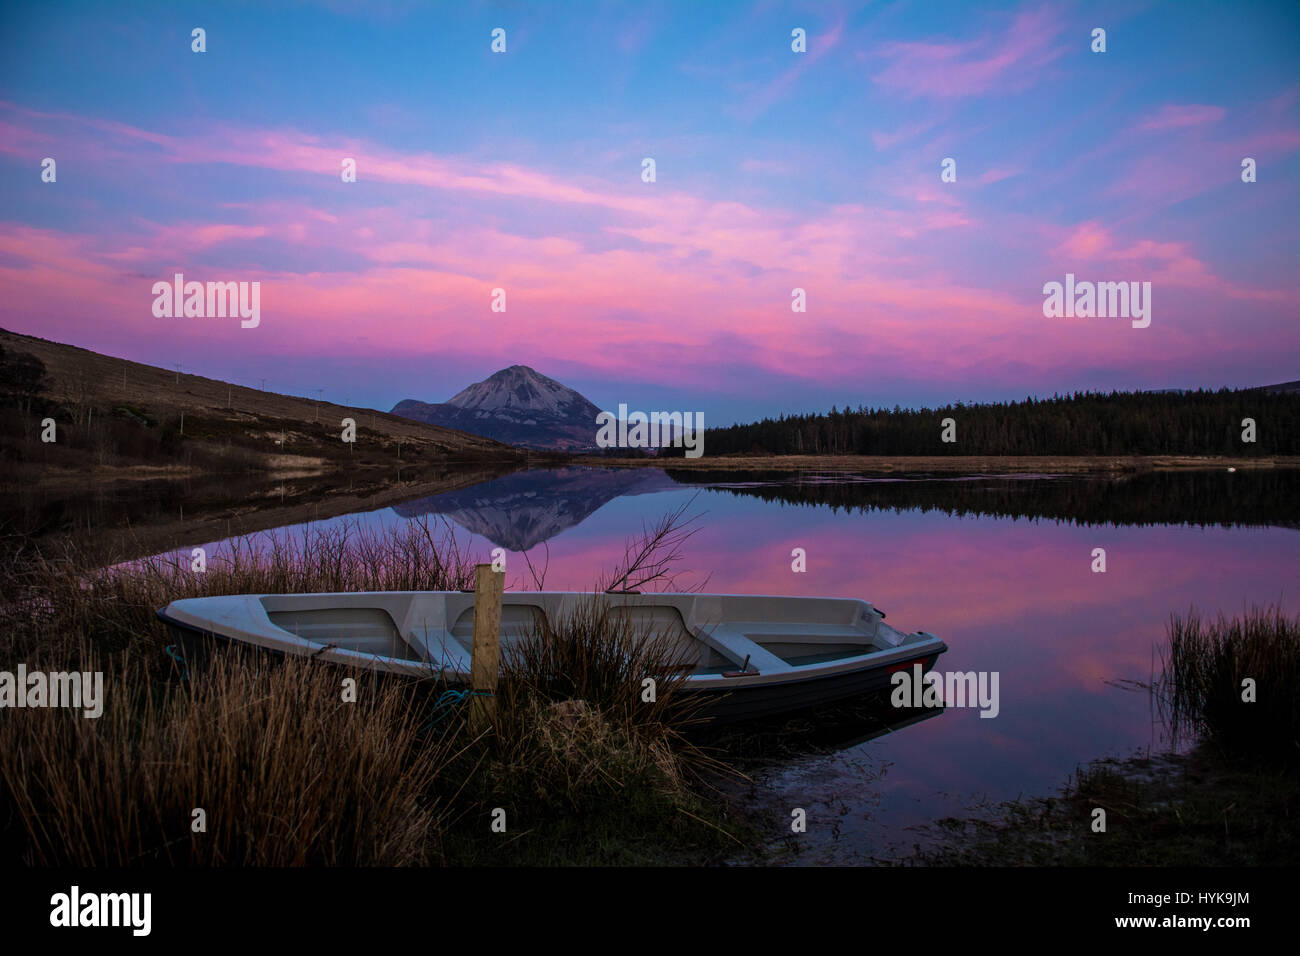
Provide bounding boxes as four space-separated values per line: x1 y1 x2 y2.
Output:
1 0 1297 426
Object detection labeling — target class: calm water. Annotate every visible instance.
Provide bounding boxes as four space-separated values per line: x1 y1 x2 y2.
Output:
170 466 1299 863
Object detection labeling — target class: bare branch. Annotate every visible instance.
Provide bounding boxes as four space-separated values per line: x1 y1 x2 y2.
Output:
597 494 709 594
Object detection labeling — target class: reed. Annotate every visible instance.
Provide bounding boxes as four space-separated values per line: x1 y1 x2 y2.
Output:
1158 604 1300 764
0 651 456 866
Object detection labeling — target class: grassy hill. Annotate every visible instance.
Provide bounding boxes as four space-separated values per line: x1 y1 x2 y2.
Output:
0 328 532 486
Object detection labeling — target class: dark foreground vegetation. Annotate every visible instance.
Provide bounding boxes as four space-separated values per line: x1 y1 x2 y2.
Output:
0 518 749 866
705 389 1300 457
913 606 1300 865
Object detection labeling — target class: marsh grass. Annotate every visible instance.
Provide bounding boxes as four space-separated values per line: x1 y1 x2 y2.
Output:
0 514 745 866
1158 604 1300 765
0 651 460 865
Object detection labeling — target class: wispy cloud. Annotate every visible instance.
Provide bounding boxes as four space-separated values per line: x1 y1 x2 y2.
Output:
1136 104 1227 131
870 6 1068 99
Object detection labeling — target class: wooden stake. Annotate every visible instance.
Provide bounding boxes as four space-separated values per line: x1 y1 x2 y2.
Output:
469 563 504 734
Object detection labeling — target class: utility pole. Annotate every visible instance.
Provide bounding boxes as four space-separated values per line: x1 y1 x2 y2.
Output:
261 378 266 391
315 389 323 422
174 364 181 384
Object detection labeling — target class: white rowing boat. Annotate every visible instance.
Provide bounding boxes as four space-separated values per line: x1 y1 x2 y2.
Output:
158 590 946 721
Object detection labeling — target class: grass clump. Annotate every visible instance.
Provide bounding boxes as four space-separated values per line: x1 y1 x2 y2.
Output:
1159 604 1300 765
0 652 455 866
437 598 746 865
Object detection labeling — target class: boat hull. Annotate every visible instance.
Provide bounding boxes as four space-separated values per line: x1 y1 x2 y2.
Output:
684 650 946 722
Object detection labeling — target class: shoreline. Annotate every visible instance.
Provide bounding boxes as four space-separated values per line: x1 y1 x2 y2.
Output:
585 454 1300 474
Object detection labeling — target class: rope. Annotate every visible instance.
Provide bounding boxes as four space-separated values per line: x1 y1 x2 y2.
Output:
164 644 191 681
422 688 493 730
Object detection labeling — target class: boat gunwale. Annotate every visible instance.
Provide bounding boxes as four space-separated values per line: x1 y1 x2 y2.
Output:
157 590 947 691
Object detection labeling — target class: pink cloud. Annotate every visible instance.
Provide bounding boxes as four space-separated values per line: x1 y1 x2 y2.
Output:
871 117 941 151
1136 104 1227 131
739 157 791 174
978 167 1021 185
871 6 1067 99
1050 222 1291 302
734 21 845 121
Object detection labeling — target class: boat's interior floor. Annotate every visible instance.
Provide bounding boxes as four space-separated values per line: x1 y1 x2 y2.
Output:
255 591 912 676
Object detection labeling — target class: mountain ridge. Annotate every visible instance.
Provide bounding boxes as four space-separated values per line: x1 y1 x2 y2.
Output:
392 365 604 450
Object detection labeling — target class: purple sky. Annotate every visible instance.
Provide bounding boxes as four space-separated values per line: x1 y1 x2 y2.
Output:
2 1 1297 425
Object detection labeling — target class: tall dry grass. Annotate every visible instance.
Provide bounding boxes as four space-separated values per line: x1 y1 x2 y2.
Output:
0 651 461 865
1158 604 1300 764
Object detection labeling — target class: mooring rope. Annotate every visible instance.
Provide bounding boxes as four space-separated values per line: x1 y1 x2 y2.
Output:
163 644 191 681
422 688 494 730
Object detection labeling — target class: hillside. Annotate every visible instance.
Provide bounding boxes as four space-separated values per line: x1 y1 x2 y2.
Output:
1260 380 1300 395
0 328 528 485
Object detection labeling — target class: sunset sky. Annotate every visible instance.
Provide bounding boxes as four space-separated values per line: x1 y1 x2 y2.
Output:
1 1 1297 425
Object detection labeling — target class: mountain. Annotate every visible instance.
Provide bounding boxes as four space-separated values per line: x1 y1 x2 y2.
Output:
392 365 604 450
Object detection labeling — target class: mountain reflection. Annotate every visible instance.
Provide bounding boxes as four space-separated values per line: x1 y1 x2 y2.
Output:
390 466 680 550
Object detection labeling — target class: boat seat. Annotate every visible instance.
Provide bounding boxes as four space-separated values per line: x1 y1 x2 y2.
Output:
405 623 471 674
699 626 792 675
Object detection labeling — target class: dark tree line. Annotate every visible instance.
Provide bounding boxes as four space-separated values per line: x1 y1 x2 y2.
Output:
702 390 1300 456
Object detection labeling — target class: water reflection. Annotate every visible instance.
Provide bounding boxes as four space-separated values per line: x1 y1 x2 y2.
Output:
391 466 678 550
381 465 1300 553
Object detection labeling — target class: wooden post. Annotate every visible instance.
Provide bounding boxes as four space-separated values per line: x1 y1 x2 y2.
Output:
469 563 504 734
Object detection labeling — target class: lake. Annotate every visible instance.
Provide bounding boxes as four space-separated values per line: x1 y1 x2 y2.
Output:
150 464 1300 862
